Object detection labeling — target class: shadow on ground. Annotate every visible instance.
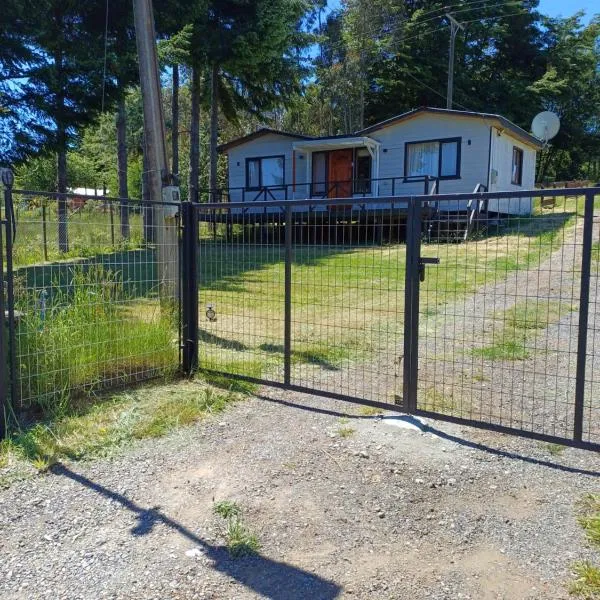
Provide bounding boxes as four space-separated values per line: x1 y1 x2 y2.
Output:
255 392 600 478
51 463 342 600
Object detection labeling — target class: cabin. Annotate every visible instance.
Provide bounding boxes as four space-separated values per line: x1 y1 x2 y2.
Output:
218 107 543 218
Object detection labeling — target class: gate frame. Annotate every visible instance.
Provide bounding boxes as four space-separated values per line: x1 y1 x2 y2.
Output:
191 187 600 450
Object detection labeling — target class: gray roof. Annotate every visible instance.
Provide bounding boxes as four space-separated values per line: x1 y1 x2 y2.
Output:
218 107 544 152
356 107 544 148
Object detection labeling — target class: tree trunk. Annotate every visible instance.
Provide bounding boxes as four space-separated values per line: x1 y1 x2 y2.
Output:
209 63 219 202
171 64 179 184
116 96 130 239
188 67 200 203
56 127 69 253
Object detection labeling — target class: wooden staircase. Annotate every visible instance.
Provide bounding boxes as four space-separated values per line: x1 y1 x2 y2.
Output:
425 183 490 242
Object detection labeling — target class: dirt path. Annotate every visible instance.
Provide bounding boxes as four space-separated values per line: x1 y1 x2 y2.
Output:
1 385 599 599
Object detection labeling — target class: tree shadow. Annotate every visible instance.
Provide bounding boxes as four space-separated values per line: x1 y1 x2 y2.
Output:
259 343 341 371
50 463 342 600
199 329 248 352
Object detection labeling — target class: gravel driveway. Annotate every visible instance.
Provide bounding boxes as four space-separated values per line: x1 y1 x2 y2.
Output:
1 384 599 599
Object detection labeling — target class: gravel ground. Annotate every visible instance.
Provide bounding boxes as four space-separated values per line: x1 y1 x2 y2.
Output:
1 384 600 600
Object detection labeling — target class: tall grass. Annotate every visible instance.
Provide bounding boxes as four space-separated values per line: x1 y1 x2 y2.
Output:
13 202 145 267
15 266 177 416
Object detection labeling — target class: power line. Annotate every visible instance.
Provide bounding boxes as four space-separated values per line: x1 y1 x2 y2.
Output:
314 0 531 56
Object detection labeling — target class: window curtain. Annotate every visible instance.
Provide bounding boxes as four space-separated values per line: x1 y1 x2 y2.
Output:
407 142 438 177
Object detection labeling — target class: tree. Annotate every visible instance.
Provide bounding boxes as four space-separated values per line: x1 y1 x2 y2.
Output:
528 14 600 180
18 0 118 251
191 0 310 198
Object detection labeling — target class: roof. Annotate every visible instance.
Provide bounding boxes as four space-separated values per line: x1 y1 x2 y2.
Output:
217 128 314 152
356 107 544 149
218 107 544 153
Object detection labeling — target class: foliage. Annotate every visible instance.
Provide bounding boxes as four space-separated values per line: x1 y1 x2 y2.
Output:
0 381 237 473
15 266 177 413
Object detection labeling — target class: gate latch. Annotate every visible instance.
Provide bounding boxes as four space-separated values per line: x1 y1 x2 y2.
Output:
419 257 440 282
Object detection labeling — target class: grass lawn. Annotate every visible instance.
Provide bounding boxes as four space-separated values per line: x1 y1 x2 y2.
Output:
198 205 578 380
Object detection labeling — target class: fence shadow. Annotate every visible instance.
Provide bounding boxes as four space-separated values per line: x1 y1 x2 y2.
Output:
254 393 600 478
51 463 342 600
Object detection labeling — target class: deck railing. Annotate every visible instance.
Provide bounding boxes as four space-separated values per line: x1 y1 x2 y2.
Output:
199 175 440 203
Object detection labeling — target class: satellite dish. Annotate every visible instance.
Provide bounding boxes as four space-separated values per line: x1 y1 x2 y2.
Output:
531 111 560 142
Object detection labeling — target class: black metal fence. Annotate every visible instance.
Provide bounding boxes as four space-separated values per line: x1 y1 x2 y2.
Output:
0 182 180 424
191 187 600 450
2 173 600 450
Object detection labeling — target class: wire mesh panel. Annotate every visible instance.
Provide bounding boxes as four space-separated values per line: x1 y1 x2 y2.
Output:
7 191 179 411
416 191 590 442
197 207 286 384
289 203 406 404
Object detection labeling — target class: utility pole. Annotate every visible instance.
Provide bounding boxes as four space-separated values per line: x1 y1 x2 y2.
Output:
133 0 180 300
445 13 464 110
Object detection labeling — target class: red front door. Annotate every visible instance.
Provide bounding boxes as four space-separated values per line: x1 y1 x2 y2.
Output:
328 149 353 198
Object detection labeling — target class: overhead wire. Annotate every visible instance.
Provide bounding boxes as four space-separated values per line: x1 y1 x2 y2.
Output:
315 0 532 57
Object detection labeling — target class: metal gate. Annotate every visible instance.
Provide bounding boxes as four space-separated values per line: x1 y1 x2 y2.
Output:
2 174 599 450
191 188 600 450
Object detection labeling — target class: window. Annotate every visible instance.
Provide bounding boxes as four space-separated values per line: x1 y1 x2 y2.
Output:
312 152 327 195
511 146 523 185
405 138 461 179
245 155 285 189
354 147 372 194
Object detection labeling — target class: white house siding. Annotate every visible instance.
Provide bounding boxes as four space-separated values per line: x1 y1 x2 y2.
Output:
488 127 536 215
369 112 492 211
226 133 301 212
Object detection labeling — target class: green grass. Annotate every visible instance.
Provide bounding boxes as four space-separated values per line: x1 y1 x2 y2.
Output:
472 300 575 362
358 405 384 416
570 562 600 599
336 418 356 437
198 209 577 376
13 203 145 268
544 442 566 456
212 500 260 558
571 494 600 598
226 518 260 557
213 500 242 520
0 380 240 474
15 266 178 414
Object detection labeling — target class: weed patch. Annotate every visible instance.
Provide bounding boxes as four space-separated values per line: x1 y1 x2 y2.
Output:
472 300 574 362
213 500 260 558
570 494 600 597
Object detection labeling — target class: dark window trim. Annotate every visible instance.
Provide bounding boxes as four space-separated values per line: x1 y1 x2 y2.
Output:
511 146 523 186
311 150 329 197
403 136 462 181
245 154 285 190
353 147 372 194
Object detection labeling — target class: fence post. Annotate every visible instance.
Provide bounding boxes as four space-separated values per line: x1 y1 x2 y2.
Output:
284 205 293 385
2 171 17 414
574 190 595 441
181 201 199 374
0 188 7 439
402 197 422 412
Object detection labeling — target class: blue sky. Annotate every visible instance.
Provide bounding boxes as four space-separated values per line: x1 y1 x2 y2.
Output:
539 0 597 21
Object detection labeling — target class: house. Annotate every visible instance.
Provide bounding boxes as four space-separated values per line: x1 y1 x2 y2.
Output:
218 107 543 216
